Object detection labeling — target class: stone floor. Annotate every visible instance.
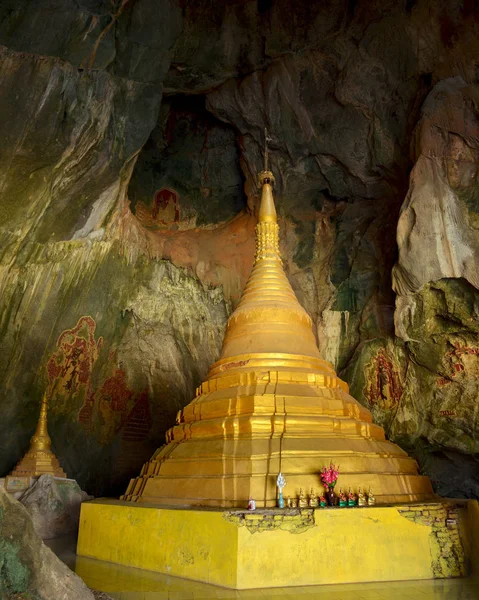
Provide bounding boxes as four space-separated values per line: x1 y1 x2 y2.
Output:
47 536 479 600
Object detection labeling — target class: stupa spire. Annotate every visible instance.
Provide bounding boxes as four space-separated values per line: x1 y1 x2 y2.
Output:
258 128 277 225
30 392 52 452
258 129 277 226
255 170 279 258
212 132 322 373
7 392 66 483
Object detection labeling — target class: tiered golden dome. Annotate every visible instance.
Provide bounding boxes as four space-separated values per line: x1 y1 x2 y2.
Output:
122 169 433 507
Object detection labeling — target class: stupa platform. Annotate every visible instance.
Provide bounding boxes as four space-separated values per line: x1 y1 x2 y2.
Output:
77 499 473 589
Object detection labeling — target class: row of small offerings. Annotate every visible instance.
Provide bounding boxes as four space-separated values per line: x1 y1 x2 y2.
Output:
287 486 376 508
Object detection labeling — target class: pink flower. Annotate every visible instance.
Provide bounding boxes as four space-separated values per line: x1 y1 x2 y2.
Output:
320 463 340 487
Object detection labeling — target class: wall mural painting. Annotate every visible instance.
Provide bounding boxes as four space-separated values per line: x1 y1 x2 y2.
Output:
96 366 133 442
47 316 102 415
436 342 479 387
95 365 152 446
47 317 152 450
364 350 404 411
439 409 457 417
134 187 180 229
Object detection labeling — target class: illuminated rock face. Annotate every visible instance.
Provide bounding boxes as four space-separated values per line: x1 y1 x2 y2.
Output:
122 175 433 507
0 1 478 500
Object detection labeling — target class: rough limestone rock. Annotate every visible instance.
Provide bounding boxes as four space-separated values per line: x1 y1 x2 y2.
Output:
0 0 478 500
385 77 479 497
20 474 93 540
0 486 94 600
393 77 479 304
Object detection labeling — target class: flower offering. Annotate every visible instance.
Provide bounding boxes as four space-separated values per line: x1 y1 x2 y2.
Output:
320 463 339 490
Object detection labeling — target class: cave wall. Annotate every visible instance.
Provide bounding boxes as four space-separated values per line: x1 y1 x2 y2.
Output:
0 0 478 498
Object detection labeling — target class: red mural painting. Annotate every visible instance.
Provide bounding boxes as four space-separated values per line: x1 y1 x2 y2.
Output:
78 391 95 431
47 317 152 448
47 316 102 396
152 187 180 223
134 187 181 229
436 341 479 387
96 368 134 442
47 316 103 412
364 350 403 410
439 409 456 417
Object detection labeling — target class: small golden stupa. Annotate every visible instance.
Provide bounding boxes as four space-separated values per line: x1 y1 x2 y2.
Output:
7 392 66 487
122 159 433 507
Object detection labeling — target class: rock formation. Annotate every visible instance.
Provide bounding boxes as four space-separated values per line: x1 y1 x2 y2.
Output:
0 0 478 499
0 486 95 600
20 474 93 540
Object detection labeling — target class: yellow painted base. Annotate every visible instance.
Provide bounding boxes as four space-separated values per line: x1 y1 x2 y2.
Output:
463 500 479 576
77 499 469 589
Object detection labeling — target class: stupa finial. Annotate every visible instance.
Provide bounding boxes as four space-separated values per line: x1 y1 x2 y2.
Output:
263 126 270 172
29 392 53 454
256 129 278 260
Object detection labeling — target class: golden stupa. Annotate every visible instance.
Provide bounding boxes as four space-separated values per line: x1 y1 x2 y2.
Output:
122 166 433 508
7 392 66 485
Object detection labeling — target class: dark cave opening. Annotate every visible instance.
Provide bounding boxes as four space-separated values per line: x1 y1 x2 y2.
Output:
127 94 247 230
